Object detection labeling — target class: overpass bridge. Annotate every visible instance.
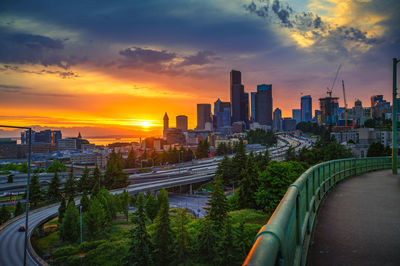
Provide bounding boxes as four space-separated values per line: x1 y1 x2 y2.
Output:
244 157 400 265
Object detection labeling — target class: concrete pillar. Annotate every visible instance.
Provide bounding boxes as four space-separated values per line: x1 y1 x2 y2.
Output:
189 184 193 195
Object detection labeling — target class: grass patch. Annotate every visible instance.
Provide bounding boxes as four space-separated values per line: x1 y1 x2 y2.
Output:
33 230 60 256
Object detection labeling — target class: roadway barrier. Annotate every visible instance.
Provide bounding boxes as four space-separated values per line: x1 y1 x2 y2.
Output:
243 156 394 266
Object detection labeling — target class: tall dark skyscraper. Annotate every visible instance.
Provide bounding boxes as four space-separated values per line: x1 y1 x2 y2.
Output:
243 92 249 125
273 108 282 131
197 104 212 130
255 84 272 126
230 70 245 123
163 112 169 139
301 95 312 122
251 92 256 121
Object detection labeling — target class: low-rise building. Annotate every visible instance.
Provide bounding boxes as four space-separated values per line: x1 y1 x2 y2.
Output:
0 138 17 159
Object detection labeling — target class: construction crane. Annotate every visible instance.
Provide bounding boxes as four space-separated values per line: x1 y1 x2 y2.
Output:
342 80 348 126
327 64 342 97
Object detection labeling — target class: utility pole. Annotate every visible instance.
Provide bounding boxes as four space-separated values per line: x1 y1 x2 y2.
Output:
80 205 83 244
393 58 399 174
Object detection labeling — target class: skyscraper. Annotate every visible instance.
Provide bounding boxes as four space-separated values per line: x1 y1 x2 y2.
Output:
214 99 231 130
255 84 272 126
230 70 245 123
292 109 301 124
243 92 249 126
197 104 212 130
301 95 312 122
251 92 256 121
163 112 169 139
176 115 188 131
273 108 282 131
319 97 339 125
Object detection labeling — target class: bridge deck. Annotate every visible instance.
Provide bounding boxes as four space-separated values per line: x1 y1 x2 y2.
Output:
308 169 400 266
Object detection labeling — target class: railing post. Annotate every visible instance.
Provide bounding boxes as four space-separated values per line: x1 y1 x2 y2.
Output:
328 162 331 188
318 167 321 201
296 197 301 246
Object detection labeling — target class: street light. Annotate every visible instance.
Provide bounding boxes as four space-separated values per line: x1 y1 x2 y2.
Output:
0 125 32 266
393 58 399 175
80 205 83 244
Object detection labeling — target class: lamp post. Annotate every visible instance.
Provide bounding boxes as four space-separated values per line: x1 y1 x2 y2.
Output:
80 205 83 244
393 58 399 175
0 125 32 266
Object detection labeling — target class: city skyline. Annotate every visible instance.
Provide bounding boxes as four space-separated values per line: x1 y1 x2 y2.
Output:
1 0 399 137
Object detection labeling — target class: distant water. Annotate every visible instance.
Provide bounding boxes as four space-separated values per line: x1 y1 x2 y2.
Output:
85 137 141 146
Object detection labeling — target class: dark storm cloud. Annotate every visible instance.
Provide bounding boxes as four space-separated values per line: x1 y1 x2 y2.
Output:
119 47 176 65
10 33 64 49
0 28 85 69
117 47 218 76
271 0 293 28
0 65 80 79
0 0 276 54
179 51 217 67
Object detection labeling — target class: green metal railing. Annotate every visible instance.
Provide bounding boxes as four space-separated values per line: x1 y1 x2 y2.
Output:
243 156 395 266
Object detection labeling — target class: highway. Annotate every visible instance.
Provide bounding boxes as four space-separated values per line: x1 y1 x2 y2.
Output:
0 134 311 266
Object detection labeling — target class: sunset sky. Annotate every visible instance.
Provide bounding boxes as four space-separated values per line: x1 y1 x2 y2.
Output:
1 0 399 137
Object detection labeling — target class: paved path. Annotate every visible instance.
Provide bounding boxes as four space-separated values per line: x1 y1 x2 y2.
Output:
308 169 400 266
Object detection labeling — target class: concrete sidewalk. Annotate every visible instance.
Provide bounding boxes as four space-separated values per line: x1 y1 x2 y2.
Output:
308 169 400 266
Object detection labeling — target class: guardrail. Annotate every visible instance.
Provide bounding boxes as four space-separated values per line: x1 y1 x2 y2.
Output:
244 156 394 266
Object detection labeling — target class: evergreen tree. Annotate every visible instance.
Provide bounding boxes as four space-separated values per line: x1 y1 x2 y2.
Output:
205 175 228 229
197 219 219 264
60 201 79 242
120 190 130 221
145 192 158 221
153 189 173 265
97 188 116 226
84 197 106 240
46 161 66 173
196 139 210 159
91 179 100 197
103 151 128 189
14 201 24 216
47 171 61 202
127 192 153 265
174 209 189 264
232 139 246 183
126 149 137 168
238 154 259 209
29 173 42 207
235 221 248 262
58 197 66 223
78 166 90 192
218 218 236 266
80 191 89 212
216 155 233 186
285 146 297 161
64 168 76 197
0 204 11 224
90 166 102 190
